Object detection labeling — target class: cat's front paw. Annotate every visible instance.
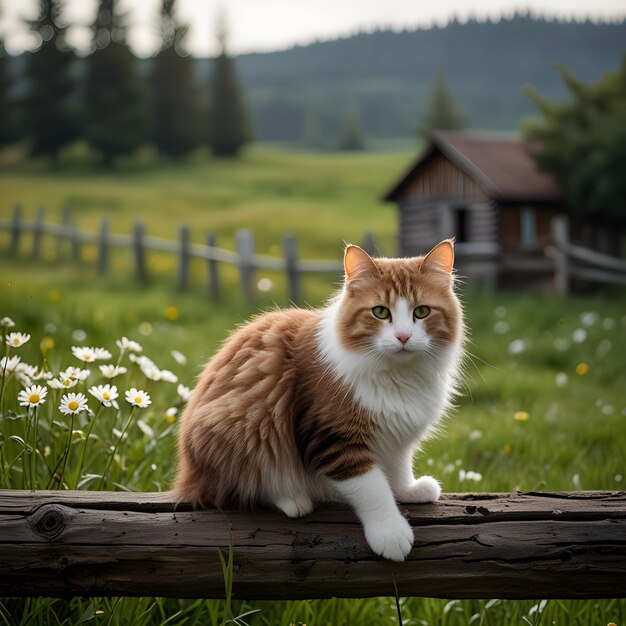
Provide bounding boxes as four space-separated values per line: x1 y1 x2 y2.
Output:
396 475 441 503
274 494 314 518
364 514 414 562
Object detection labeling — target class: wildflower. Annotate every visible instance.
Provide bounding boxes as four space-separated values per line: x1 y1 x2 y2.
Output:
18 384 48 408
575 362 589 376
503 443 512 455
159 369 178 384
257 277 273 292
469 429 482 440
137 420 154 438
59 392 89 415
72 329 87 342
88 384 119 408
40 336 55 353
138 322 153 336
166 407 178 424
507 339 526 355
171 350 187 365
494 321 510 334
99 364 128 379
125 388 151 408
177 384 193 402
555 372 568 387
0 316 15 328
579 311 599 327
572 473 581 489
63 366 91 382
572 329 587 344
6 332 30 348
459 469 483 482
72 346 112 362
48 289 60 302
553 338 569 352
48 376 78 390
164 306 179 321
514 411 529 421
116 337 142 353
0 355 21 372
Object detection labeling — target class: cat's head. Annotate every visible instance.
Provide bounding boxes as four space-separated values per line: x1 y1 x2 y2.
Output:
335 241 463 359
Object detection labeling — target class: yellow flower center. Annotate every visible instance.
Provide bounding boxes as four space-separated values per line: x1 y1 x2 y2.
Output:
102 392 110 400
28 393 40 404
63 380 70 386
134 396 142 404
70 374 77 380
68 400 79 411
12 338 19 345
85 355 93 361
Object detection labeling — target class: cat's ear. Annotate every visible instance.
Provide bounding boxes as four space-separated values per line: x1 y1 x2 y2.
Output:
344 245 379 283
422 239 455 274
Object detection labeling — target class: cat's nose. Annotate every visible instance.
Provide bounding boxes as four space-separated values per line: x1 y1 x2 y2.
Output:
396 333 412 345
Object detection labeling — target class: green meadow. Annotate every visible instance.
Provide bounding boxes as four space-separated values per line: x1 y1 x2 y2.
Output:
1 148 625 625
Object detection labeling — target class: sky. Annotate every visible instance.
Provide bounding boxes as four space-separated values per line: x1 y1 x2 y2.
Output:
1 0 625 56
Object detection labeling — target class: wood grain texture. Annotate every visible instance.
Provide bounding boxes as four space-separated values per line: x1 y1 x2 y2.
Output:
1 490 624 600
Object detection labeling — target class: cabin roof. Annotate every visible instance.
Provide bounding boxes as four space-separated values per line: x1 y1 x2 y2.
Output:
383 131 562 204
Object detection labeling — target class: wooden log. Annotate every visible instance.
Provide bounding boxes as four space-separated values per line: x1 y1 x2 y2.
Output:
0 490 624 600
283 233 299 304
206 232 219 297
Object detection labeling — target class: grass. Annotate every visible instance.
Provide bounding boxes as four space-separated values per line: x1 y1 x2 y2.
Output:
1 148 625 625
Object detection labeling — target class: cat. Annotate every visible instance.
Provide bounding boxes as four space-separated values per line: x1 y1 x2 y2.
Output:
173 240 464 562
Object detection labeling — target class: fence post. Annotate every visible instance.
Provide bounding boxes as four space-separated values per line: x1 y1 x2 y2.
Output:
235 229 255 303
552 215 570 297
57 205 71 260
206 232 219 298
283 233 300 305
32 207 44 260
98 217 110 274
133 222 148 282
9 204 21 255
361 231 377 256
177 226 190 291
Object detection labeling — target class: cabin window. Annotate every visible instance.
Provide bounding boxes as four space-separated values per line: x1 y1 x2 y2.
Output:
454 208 469 243
520 207 537 245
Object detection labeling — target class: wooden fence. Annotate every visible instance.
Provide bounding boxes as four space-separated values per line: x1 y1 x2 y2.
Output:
1 208 625 300
0 205 381 304
1 489 625 599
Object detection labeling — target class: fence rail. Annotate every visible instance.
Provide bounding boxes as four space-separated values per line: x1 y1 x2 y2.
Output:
1 489 624 600
2 208 625 299
0 206 365 304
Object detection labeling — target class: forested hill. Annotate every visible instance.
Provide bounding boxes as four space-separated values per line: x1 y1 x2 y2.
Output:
211 16 626 144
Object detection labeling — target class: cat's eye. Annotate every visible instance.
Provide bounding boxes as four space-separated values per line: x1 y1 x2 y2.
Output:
414 305 431 319
372 306 390 320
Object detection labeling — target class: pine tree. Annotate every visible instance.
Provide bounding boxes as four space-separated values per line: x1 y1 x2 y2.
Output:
419 70 464 139
338 107 365 151
207 15 250 157
150 0 202 158
84 0 151 168
0 39 16 148
21 0 78 160
525 55 626 221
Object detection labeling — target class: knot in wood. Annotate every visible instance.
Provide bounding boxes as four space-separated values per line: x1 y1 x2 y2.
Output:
29 504 70 540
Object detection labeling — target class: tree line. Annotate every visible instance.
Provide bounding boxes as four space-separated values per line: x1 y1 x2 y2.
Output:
0 0 251 166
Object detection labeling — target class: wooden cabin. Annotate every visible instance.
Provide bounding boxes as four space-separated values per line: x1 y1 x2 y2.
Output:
382 131 619 287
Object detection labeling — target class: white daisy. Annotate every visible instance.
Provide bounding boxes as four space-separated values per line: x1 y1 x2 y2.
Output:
48 376 78 390
0 316 15 328
88 384 119 408
6 332 30 348
0 355 21 372
171 350 187 365
59 392 88 415
141 363 162 381
99 364 128 379
116 337 142 353
159 369 178 384
94 347 113 360
18 384 48 408
16 363 38 378
62 366 91 382
177 384 193 402
72 346 98 362
124 388 151 408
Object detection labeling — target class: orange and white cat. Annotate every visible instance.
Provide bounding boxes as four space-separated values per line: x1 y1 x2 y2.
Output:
173 241 464 561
